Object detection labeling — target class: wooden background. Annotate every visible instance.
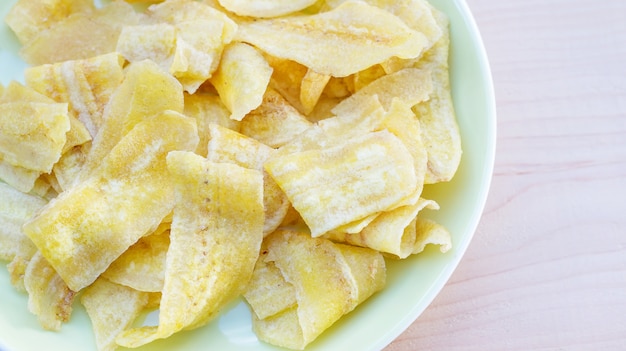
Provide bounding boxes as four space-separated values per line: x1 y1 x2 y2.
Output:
387 0 626 350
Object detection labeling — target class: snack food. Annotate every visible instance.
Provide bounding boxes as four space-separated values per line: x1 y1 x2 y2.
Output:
0 0 460 350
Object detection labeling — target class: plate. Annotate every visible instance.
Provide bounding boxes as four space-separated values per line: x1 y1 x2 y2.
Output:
0 1 496 350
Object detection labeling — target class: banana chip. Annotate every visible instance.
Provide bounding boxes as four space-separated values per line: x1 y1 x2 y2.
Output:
81 278 152 351
116 22 177 72
0 182 44 262
4 0 95 45
52 144 89 192
412 11 462 183
324 198 439 258
263 55 309 115
22 111 198 291
278 94 386 155
412 217 453 254
266 130 416 237
240 87 312 148
0 83 89 167
78 59 184 182
210 42 273 121
243 246 297 320
206 124 290 235
382 98 428 190
119 0 238 93
236 1 428 77
7 254 31 293
24 52 125 137
184 91 241 156
0 82 73 193
217 0 318 18
0 163 40 194
102 227 170 293
116 151 263 348
331 67 433 116
352 65 387 92
299 69 331 115
368 0 442 51
19 1 145 65
23 251 76 331
0 101 69 173
246 229 385 350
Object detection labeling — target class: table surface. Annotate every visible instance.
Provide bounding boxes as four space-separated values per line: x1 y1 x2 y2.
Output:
387 0 626 350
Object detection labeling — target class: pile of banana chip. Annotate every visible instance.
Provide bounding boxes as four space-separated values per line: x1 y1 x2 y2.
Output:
0 0 461 350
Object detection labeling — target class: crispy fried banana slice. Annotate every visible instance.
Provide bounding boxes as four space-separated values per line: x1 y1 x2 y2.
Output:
22 111 198 291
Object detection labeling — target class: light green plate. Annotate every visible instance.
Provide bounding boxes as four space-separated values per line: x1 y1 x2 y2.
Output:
0 1 496 350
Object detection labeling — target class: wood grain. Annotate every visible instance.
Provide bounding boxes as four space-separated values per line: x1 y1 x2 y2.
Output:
387 1 626 350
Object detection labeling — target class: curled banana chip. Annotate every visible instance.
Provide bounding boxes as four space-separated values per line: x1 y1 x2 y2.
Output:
22 111 198 291
236 1 428 77
245 229 385 350
24 251 76 331
116 151 264 348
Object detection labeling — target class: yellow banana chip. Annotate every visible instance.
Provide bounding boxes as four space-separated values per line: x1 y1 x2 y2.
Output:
116 151 263 347
184 91 241 156
299 69 331 115
79 59 184 182
324 198 439 258
0 81 74 193
266 130 416 236
118 0 238 93
207 124 273 170
352 64 387 92
23 251 76 331
0 163 40 194
4 0 95 45
243 245 297 320
210 42 273 121
331 67 433 116
335 243 386 305
206 124 290 235
278 94 386 155
240 87 312 148
7 254 31 293
217 0 318 18
24 52 125 137
0 182 44 262
1 79 91 162
236 1 428 77
0 80 47 104
81 278 151 351
412 217 452 254
102 227 170 293
22 111 198 291
170 22 232 93
382 98 428 190
412 10 462 183
150 0 237 39
264 55 309 115
0 101 70 173
116 22 177 72
51 144 88 192
19 1 145 65
247 229 385 350
368 0 442 50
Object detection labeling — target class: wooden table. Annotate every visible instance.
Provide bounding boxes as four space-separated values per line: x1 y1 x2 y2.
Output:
387 1 626 350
